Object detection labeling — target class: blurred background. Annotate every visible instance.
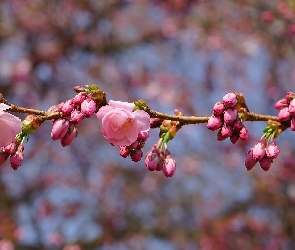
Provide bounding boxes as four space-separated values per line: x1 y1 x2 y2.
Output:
0 0 295 249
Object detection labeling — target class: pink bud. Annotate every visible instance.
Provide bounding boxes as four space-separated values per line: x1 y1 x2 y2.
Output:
145 147 161 171
252 140 266 161
278 107 291 121
223 108 237 124
70 110 85 124
162 156 176 177
81 98 96 118
72 93 86 105
138 130 149 140
61 100 74 116
130 150 143 162
289 99 295 115
150 118 163 128
129 141 138 150
266 142 280 159
207 115 223 131
51 118 70 140
213 102 225 116
222 93 237 108
274 98 288 110
291 117 295 131
120 146 130 158
217 129 227 141
259 157 272 171
5 141 17 155
245 149 257 171
10 144 24 170
60 126 78 147
233 120 243 130
221 124 233 137
239 126 249 141
230 132 239 144
286 92 295 102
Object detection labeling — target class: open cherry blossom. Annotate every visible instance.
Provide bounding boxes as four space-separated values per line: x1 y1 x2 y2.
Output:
0 103 22 147
97 100 150 146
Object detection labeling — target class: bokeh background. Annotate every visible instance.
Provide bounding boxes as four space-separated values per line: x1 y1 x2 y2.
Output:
0 0 295 249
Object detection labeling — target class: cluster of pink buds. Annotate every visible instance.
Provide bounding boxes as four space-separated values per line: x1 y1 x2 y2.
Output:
275 92 295 129
145 140 176 178
0 136 26 170
207 93 249 143
245 122 280 171
120 131 149 162
49 86 100 146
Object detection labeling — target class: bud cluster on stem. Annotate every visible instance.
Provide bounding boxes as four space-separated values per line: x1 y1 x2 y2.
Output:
207 93 249 143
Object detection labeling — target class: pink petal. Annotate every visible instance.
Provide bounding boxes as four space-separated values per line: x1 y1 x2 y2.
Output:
134 110 150 132
109 100 135 112
0 120 14 146
96 105 114 119
0 112 22 135
124 121 138 144
0 104 11 112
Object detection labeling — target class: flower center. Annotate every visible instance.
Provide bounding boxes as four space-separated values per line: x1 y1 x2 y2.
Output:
119 118 132 130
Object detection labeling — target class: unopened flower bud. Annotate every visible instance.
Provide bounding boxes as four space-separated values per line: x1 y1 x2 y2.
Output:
120 146 130 158
60 125 78 147
70 110 85 124
61 100 74 116
207 115 223 131
138 131 149 140
289 99 295 115
221 124 233 137
213 102 225 115
81 97 96 118
274 98 288 110
259 157 272 171
51 118 69 140
223 108 237 124
10 144 24 170
5 141 17 155
239 126 249 141
145 148 160 171
291 117 295 131
162 156 176 177
252 140 266 161
222 93 237 108
266 142 280 159
72 93 86 105
217 129 227 141
245 149 257 171
130 150 143 162
278 107 291 121
230 132 239 144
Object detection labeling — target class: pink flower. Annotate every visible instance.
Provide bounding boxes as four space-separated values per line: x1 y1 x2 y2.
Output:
97 100 150 146
0 104 22 147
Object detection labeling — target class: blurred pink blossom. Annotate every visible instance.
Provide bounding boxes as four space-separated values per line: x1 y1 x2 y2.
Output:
0 104 22 147
97 100 150 146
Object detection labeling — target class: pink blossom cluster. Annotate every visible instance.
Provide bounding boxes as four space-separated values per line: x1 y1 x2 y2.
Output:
120 131 149 162
145 142 176 178
49 92 97 146
245 139 280 171
207 93 249 143
275 92 295 129
97 100 150 147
